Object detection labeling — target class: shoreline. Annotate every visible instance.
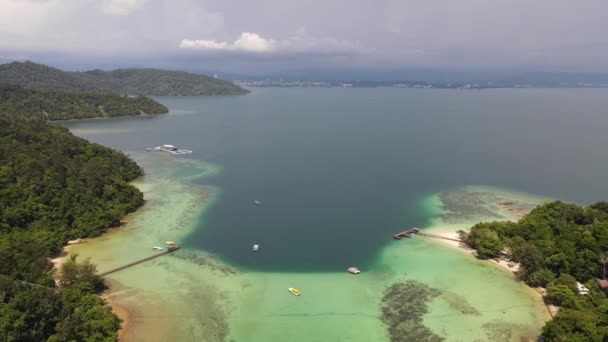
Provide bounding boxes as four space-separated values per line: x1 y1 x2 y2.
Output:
425 229 557 319
102 289 131 341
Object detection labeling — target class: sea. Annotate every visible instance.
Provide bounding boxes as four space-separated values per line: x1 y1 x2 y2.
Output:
63 87 608 341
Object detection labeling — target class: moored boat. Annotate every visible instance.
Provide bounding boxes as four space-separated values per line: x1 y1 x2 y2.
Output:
253 244 260 251
288 287 301 296
347 267 361 274
147 144 193 154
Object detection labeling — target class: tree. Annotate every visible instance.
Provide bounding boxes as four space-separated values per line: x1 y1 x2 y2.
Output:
59 254 106 293
547 284 578 308
542 309 602 342
464 225 504 258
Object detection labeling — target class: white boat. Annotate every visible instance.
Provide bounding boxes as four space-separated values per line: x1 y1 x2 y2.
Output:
252 244 260 251
254 200 262 205
288 288 301 296
347 267 361 274
152 246 164 251
148 144 193 155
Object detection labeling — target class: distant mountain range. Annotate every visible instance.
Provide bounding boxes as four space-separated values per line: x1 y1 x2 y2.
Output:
0 61 249 96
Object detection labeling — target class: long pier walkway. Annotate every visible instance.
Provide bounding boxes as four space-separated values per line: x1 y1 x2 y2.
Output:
98 246 180 277
393 228 462 242
416 232 462 242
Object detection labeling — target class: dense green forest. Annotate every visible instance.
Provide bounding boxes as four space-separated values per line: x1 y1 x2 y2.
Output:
0 61 249 96
461 201 608 341
0 83 168 120
0 110 144 339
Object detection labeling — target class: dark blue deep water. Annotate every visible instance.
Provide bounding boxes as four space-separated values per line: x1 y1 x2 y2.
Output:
66 88 608 271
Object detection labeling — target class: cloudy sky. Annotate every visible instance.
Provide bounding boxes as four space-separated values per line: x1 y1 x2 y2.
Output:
1 0 607 76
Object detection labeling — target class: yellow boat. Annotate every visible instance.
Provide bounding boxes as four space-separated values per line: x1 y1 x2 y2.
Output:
288 287 301 296
166 241 175 245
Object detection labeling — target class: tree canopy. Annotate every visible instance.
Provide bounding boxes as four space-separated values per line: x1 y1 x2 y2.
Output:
1 108 143 340
0 83 168 121
0 61 248 96
461 201 608 341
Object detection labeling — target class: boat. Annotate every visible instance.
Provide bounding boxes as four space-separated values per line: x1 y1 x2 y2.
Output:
252 244 260 251
166 241 176 245
347 267 361 274
152 246 164 251
254 200 262 205
147 144 193 155
288 288 301 296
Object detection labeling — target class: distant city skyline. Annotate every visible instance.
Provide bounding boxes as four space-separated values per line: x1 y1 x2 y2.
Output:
1 0 608 75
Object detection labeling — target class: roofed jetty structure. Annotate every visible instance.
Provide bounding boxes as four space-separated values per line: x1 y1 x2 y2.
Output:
393 228 420 239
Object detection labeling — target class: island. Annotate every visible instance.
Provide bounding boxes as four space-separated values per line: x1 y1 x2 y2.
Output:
0 105 144 339
459 201 608 341
0 61 249 96
0 83 168 120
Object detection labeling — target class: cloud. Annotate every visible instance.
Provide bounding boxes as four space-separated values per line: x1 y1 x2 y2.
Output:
180 32 276 52
100 0 147 16
179 28 367 55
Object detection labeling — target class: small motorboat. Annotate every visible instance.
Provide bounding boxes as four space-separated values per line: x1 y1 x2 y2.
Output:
152 246 164 251
288 288 301 296
166 241 176 245
253 244 260 251
254 200 262 205
347 267 361 274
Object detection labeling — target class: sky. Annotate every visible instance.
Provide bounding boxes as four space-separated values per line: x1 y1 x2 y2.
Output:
1 0 607 77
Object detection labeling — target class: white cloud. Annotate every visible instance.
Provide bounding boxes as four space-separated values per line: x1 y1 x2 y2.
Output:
100 0 147 16
180 33 277 53
179 29 365 55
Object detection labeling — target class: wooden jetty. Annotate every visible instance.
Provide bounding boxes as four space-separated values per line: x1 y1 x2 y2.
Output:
98 246 180 277
416 232 461 242
393 228 461 242
393 228 420 239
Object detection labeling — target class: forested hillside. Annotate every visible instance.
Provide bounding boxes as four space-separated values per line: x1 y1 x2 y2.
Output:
461 201 608 341
0 83 168 120
0 112 144 339
0 61 248 96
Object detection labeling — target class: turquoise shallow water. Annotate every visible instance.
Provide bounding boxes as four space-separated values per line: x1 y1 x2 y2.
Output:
62 88 608 341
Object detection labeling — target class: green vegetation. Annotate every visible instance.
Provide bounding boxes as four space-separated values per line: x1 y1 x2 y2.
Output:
461 201 608 341
0 110 144 339
0 61 249 96
0 83 168 120
0 255 121 341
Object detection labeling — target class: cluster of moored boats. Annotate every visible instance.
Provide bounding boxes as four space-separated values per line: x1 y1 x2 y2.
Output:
287 267 360 296
152 240 180 251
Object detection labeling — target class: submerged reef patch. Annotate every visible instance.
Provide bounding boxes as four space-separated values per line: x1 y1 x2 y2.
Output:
439 290 481 316
380 280 444 342
175 251 238 276
482 320 530 342
439 187 540 224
